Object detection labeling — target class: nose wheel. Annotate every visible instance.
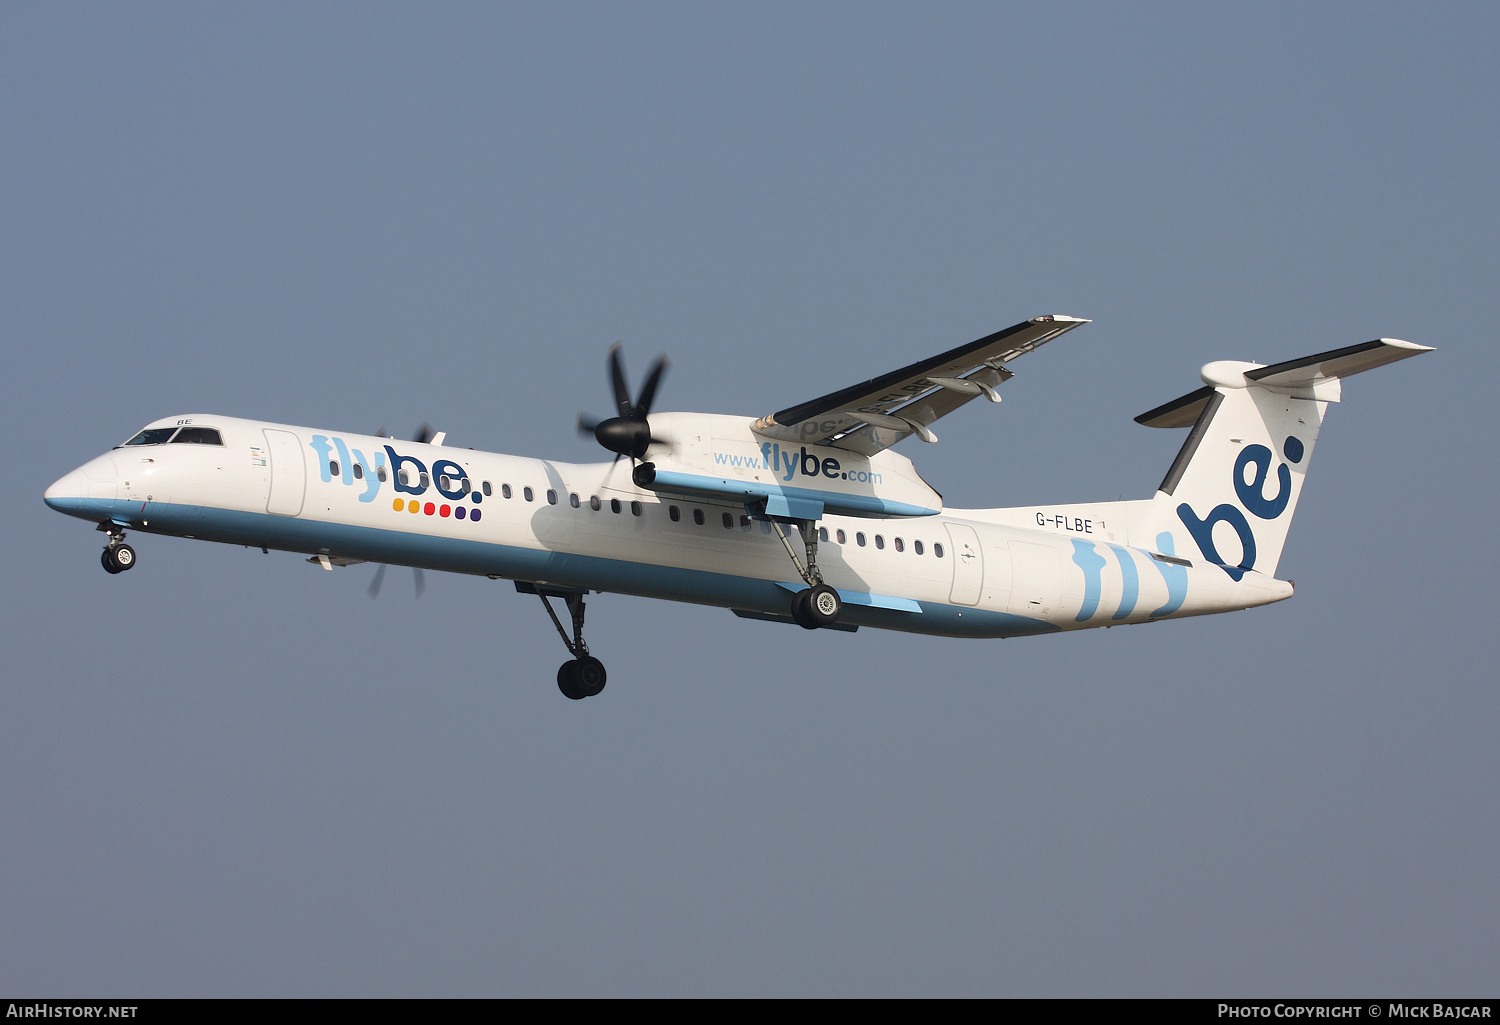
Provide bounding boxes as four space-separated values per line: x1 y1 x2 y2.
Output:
100 526 136 574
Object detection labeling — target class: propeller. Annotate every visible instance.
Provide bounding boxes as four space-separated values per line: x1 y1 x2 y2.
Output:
577 344 669 463
367 563 426 600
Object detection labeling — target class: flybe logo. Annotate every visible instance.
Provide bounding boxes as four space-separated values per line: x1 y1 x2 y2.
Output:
1176 436 1303 581
712 444 883 485
308 436 486 523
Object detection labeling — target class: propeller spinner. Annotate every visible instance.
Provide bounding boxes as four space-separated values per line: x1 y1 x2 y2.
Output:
577 344 669 462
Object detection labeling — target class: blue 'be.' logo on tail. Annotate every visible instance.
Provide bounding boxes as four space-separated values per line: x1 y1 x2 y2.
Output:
1177 436 1303 581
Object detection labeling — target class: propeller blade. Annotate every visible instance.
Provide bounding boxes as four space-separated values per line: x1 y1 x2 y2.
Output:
577 413 602 437
635 356 669 416
413 567 426 599
367 563 386 599
411 423 434 445
374 426 388 438
608 344 633 418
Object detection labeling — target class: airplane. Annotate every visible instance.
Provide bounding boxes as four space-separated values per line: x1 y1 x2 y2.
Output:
43 316 1432 699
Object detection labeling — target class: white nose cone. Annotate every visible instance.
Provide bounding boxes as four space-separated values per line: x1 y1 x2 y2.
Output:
43 468 86 511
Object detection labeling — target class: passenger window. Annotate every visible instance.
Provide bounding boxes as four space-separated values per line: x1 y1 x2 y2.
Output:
894 537 904 552
934 543 944 558
460 477 471 494
353 463 363 480
439 474 451 490
329 460 340 477
836 529 846 544
486 482 496 497
501 483 511 499
914 540 924 555
741 515 752 531
856 532 866 547
693 509 705 526
377 466 388 482
398 468 411 487
169 427 224 445
590 495 601 511
611 499 621 514
721 512 733 529
818 526 828 542
669 505 681 522
761 520 771 534
631 501 642 517
570 493 580 508
523 487 534 502
875 535 885 550
419 472 430 488
547 489 558 505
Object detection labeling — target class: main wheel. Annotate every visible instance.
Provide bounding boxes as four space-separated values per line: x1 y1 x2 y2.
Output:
790 589 819 630
557 660 586 700
111 544 136 571
806 584 841 626
575 655 607 697
101 548 122 574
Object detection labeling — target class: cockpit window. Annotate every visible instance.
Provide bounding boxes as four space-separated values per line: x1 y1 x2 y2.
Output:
169 427 224 445
120 427 178 447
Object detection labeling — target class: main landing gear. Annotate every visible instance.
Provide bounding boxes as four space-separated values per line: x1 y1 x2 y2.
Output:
768 518 842 630
533 587 607 700
98 524 136 574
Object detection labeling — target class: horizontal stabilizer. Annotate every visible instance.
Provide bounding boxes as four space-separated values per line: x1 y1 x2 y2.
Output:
1136 338 1432 426
1245 337 1433 388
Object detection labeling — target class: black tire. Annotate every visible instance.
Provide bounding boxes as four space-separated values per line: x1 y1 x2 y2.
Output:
112 544 136 571
101 548 122 574
790 589 820 630
806 584 841 626
557 660 586 700
576 655 607 697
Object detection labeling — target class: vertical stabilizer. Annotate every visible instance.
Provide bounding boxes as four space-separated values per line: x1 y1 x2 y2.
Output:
1134 338 1431 580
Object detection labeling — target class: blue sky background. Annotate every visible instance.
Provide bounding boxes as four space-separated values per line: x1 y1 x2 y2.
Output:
2 2 1495 996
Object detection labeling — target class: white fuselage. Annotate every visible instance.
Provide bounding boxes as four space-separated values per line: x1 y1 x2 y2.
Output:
44 413 1293 638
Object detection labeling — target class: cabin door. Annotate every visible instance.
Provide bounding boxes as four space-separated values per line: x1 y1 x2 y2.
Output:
263 429 306 516
944 522 984 606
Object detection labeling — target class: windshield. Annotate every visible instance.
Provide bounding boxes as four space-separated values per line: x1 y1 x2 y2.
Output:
119 427 178 447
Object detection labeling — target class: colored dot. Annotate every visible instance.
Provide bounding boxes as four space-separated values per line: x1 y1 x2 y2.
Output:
1283 436 1305 463
471 509 481 522
408 500 419 513
440 505 450 518
424 502 435 515
392 498 403 511
471 492 481 504
455 506 466 520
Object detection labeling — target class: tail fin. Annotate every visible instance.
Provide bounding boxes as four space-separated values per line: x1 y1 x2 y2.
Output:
1135 338 1432 580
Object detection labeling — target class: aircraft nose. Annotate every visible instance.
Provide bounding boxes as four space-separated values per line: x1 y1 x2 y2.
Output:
43 468 86 512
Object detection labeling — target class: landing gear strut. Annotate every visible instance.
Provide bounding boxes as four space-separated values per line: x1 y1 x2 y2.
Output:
98 523 136 574
768 517 841 629
535 588 607 700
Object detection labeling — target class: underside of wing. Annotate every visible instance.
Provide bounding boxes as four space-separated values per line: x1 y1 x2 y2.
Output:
753 315 1089 454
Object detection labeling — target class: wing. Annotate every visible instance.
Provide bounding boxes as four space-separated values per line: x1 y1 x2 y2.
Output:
752 316 1089 455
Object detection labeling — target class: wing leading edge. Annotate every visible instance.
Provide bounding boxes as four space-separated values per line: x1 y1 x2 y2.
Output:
752 315 1089 455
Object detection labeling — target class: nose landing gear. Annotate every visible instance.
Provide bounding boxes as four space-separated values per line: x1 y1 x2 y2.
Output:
99 524 136 574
